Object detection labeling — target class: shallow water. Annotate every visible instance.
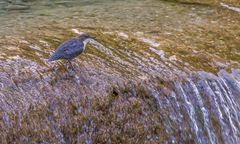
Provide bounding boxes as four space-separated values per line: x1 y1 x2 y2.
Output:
0 0 239 143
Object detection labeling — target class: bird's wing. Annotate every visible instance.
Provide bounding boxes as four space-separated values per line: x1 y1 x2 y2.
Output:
56 39 81 52
62 39 84 55
49 39 84 61
53 39 84 60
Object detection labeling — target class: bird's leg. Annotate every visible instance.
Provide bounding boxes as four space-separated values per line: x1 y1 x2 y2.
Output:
68 60 75 71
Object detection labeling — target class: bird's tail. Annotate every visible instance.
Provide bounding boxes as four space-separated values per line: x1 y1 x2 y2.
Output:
48 54 60 62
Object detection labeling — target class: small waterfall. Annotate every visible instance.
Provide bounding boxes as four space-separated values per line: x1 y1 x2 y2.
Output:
188 79 217 144
174 81 203 144
147 70 240 144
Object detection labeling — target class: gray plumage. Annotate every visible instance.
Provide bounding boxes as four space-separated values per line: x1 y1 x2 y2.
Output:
49 33 95 62
48 38 84 61
48 33 95 69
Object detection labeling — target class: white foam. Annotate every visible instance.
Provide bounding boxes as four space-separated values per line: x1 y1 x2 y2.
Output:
149 47 165 59
39 40 50 47
71 28 84 34
29 45 42 51
220 3 240 13
117 32 129 39
140 38 160 47
169 55 177 61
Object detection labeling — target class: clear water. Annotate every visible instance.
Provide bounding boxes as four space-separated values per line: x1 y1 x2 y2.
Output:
0 0 239 143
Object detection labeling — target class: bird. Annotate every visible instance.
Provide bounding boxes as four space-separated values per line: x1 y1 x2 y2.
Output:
48 33 95 70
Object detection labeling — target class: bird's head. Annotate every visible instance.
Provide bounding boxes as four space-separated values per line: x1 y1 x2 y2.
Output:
77 33 96 42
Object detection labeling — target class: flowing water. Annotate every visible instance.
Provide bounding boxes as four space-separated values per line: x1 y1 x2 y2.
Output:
0 0 240 143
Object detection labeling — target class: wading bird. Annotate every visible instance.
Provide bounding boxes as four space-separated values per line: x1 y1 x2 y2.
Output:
48 33 95 70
